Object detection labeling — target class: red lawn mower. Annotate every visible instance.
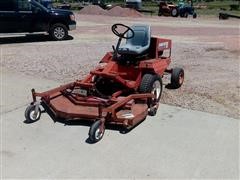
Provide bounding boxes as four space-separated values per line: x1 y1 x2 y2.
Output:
25 23 184 143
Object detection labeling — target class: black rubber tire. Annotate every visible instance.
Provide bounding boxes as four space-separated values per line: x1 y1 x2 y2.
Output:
171 68 184 89
148 107 157 116
171 8 178 17
193 13 197 18
49 23 68 41
139 74 163 116
89 120 105 143
24 105 41 123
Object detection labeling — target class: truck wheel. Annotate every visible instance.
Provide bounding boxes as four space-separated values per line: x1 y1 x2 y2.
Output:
89 120 105 143
24 105 41 123
139 74 163 116
171 68 184 89
171 8 178 17
50 23 68 41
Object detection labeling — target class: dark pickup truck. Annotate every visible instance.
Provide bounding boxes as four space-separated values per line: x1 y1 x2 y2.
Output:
0 0 76 40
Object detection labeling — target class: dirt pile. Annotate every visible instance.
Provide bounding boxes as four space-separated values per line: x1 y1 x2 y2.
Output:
79 5 108 15
79 5 143 17
108 6 143 17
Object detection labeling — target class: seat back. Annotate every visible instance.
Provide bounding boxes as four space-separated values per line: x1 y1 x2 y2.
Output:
118 24 151 56
127 25 150 47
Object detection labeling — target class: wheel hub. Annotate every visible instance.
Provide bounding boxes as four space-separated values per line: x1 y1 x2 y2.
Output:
95 128 104 140
179 72 184 85
30 110 40 121
172 9 177 16
54 27 65 39
151 80 161 102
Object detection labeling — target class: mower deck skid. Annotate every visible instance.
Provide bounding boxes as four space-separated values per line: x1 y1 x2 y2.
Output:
32 83 153 128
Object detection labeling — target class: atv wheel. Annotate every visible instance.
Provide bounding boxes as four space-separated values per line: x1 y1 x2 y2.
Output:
50 23 68 41
89 120 105 143
184 12 188 18
171 68 184 89
24 104 41 123
171 8 178 17
139 74 163 116
193 13 197 18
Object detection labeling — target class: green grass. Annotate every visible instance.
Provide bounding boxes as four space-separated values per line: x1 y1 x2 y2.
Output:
196 9 240 16
194 0 240 16
141 2 159 15
204 0 238 8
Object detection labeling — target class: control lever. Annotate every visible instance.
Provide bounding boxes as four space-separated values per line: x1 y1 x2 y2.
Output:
112 45 116 52
112 45 117 61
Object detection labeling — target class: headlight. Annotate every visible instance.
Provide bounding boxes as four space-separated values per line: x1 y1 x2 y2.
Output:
70 14 75 21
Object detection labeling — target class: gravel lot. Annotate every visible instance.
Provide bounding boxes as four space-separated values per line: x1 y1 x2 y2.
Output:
1 14 239 118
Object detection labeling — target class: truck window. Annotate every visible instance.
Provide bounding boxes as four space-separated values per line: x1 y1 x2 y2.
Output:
0 0 17 11
28 0 49 12
18 0 31 11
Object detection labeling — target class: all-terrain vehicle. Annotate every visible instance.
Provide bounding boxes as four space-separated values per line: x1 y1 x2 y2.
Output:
158 1 179 17
25 23 184 143
158 0 197 18
178 0 197 18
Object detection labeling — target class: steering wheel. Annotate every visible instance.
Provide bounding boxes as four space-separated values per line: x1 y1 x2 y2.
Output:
111 23 134 39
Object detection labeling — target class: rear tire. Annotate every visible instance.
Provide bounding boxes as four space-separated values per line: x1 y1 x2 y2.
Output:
158 11 162 16
49 23 68 41
193 13 197 18
139 74 163 116
171 68 184 89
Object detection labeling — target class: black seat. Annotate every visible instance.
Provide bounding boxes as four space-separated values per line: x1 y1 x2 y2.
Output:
118 25 151 56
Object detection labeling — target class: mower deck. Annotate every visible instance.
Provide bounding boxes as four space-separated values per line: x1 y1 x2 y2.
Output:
36 86 152 128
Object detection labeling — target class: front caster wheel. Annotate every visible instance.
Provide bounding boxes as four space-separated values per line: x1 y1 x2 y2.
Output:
89 120 105 143
148 107 157 116
24 104 41 123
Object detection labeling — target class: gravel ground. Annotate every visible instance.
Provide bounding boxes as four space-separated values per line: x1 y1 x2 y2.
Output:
1 15 239 118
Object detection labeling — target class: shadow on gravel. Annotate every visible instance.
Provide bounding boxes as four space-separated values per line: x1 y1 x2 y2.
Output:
165 83 178 90
0 34 73 44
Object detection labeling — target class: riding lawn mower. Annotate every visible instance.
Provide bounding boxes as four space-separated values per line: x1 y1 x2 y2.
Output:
25 23 184 143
